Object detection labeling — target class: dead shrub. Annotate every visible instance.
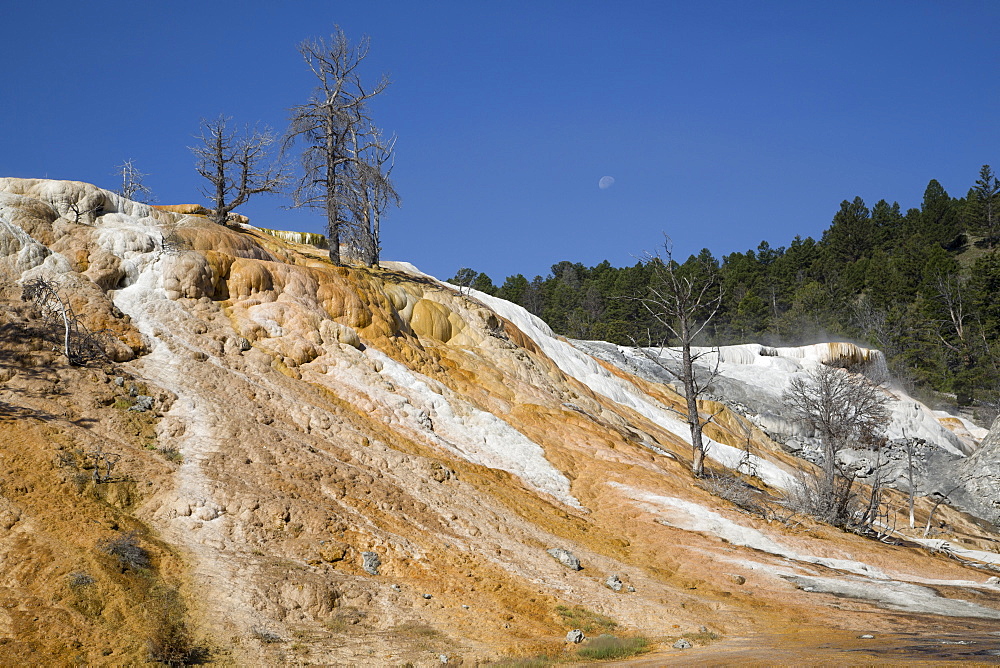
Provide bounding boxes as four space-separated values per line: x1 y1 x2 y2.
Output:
98 530 151 571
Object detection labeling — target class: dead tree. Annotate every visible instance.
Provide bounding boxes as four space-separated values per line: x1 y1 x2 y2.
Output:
924 486 960 537
783 364 890 525
342 123 399 266
85 444 121 484
637 238 724 476
190 115 288 226
113 159 155 203
901 432 928 529
21 277 110 365
285 27 393 266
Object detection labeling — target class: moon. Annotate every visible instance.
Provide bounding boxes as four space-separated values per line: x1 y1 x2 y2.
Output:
598 175 615 190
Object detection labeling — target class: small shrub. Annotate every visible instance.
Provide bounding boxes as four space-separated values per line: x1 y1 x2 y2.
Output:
251 627 284 644
160 447 183 463
98 531 151 571
577 635 649 660
682 629 721 644
487 658 552 667
147 585 204 665
393 621 441 638
68 571 95 588
113 397 134 410
555 605 617 635
325 608 368 633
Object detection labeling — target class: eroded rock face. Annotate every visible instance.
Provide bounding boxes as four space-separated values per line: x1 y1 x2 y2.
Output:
953 416 1000 526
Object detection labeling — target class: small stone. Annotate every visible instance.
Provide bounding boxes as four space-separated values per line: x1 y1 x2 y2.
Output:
391 584 402 592
859 634 875 639
987 576 1000 585
728 574 746 585
462 604 470 609
673 639 692 649
423 593 432 599
439 654 449 664
627 585 636 593
113 376 125 387
128 395 154 412
605 574 624 592
699 626 708 634
547 547 581 571
361 551 381 576
566 629 585 644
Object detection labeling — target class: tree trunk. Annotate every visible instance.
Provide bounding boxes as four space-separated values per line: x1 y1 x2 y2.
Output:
681 342 705 476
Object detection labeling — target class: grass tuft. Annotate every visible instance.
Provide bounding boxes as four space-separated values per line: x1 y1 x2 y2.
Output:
577 634 649 660
554 605 618 635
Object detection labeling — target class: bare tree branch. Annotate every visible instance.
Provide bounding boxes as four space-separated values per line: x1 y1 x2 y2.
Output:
190 115 288 226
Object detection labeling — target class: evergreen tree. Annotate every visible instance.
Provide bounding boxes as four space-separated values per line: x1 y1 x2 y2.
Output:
973 165 1000 247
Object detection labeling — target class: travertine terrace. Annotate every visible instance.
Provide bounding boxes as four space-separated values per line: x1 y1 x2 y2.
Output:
2 178 999 665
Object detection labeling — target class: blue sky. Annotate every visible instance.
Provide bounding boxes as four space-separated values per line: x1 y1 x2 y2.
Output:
2 1 998 283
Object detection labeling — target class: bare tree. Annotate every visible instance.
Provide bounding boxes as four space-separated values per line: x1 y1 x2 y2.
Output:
113 159 155 203
190 115 287 227
21 277 111 365
637 238 724 476
342 123 399 265
285 27 394 266
783 364 890 524
85 444 121 483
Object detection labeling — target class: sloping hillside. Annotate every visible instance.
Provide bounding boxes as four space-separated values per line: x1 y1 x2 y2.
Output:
2 178 999 665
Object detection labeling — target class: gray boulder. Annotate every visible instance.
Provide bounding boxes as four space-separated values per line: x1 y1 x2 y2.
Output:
605 574 623 591
547 547 581 570
128 395 154 412
673 638 692 649
361 551 381 575
566 629 585 644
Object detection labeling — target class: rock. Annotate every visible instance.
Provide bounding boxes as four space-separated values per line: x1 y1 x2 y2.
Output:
462 604 470 609
547 547 581 571
319 542 349 563
566 629 585 644
128 395 154 412
605 574 624 592
986 576 1000 585
113 376 124 387
439 654 449 664
627 585 636 592
728 574 747 585
361 551 381 575
391 584 402 592
953 415 1000 525
859 634 875 639
673 639 692 649
699 626 708 634
422 593 432 599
